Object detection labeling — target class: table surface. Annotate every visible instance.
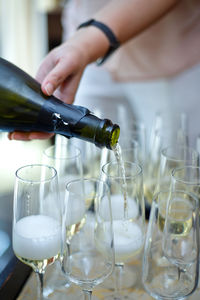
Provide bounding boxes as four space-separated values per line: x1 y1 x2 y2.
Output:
17 255 200 300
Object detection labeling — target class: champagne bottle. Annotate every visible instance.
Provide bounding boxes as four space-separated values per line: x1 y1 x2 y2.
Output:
0 57 120 149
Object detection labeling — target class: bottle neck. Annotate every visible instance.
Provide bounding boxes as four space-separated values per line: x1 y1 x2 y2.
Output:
37 96 120 149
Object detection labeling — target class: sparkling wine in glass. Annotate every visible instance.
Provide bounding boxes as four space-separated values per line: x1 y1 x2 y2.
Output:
12 164 62 300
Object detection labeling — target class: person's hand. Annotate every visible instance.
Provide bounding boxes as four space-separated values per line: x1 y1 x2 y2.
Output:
8 31 92 141
36 32 90 104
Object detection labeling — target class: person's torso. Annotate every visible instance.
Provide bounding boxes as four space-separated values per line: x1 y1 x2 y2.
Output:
62 0 200 81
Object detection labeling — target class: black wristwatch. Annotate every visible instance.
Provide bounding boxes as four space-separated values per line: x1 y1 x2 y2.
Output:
77 19 120 65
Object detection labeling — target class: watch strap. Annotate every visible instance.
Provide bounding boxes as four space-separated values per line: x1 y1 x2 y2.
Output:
78 19 120 65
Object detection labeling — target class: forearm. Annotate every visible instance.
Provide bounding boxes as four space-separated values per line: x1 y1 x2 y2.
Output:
78 0 179 64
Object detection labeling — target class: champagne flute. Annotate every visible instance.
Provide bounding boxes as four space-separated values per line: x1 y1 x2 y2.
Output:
101 141 146 291
42 142 83 296
101 161 145 299
142 190 199 300
12 164 62 300
62 178 115 300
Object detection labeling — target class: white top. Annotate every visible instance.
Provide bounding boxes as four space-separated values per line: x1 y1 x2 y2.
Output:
61 0 200 149
62 0 200 80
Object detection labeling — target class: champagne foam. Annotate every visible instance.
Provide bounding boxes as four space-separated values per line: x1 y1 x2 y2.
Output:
113 220 144 261
13 215 61 260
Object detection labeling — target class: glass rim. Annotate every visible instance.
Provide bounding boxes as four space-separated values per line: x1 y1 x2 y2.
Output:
161 145 198 162
66 177 109 192
153 189 199 207
43 144 81 160
172 165 200 185
15 164 57 183
101 160 142 179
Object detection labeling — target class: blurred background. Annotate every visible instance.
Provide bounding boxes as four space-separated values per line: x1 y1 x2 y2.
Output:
0 0 64 287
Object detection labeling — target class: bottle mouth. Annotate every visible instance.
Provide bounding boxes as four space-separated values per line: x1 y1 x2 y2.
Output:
94 118 120 149
99 121 120 150
109 124 120 149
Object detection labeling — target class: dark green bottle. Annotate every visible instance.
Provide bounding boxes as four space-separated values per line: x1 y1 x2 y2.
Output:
0 57 120 149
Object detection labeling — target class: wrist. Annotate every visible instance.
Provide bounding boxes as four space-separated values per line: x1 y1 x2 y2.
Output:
77 19 120 65
76 26 111 65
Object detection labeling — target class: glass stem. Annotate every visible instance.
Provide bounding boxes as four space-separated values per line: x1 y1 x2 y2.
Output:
114 263 124 299
36 271 44 300
83 289 92 300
